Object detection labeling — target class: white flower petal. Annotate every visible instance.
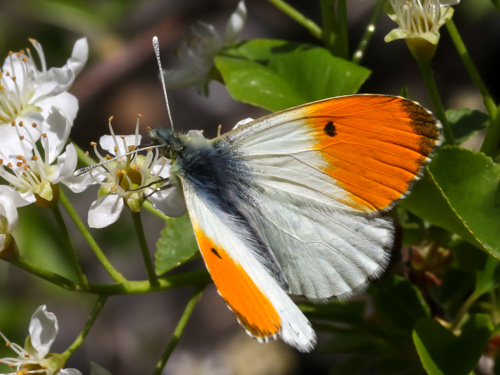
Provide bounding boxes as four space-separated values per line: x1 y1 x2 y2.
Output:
29 305 58 359
163 68 207 90
62 172 97 193
233 117 254 129
44 107 71 163
0 193 20 234
0 185 31 209
59 369 84 375
99 134 141 156
225 0 247 44
67 38 89 76
148 185 187 217
38 92 79 126
88 194 124 228
31 66 75 103
52 144 78 184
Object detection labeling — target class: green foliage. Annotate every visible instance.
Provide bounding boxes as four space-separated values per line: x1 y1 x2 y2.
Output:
1 1 499 374
413 315 493 375
215 39 370 111
401 147 500 257
155 215 199 276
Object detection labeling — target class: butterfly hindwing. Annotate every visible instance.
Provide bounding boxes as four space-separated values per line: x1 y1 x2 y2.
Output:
182 180 316 352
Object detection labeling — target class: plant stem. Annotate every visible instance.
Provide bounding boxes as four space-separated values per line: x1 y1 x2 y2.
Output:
445 20 499 156
152 285 205 375
445 20 497 118
449 292 479 332
352 0 385 64
61 295 107 360
71 139 96 167
59 190 127 283
267 0 322 39
51 204 88 287
417 60 456 145
84 270 210 295
320 0 337 53
131 211 159 287
337 0 349 59
8 256 79 291
143 201 170 222
481 111 500 157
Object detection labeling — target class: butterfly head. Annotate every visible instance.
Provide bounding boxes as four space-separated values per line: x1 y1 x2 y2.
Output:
149 128 183 161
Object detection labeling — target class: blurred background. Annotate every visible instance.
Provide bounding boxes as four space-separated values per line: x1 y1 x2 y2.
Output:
0 0 498 374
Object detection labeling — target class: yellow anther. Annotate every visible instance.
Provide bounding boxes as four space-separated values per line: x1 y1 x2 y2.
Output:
90 141 97 146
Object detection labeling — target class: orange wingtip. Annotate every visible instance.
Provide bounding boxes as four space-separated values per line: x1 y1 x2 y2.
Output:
193 225 281 340
302 95 440 212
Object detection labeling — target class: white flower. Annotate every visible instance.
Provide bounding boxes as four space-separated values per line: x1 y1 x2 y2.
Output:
385 0 459 60
0 185 30 252
0 305 82 375
0 109 78 206
77 117 179 228
163 0 246 94
0 38 88 161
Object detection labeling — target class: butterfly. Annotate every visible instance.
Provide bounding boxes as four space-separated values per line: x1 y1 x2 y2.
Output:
149 93 441 352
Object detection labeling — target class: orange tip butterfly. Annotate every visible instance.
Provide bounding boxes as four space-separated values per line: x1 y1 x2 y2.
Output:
155 37 441 352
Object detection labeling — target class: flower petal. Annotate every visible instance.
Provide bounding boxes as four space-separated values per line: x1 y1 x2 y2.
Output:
99 134 141 156
0 192 20 234
37 92 79 126
148 185 187 217
59 369 84 375
66 38 89 76
224 0 247 44
29 305 58 359
52 144 78 184
44 107 72 163
88 195 124 228
163 68 207 90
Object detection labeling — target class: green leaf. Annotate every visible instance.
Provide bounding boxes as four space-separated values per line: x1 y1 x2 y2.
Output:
370 275 430 333
475 252 500 296
401 146 500 257
413 315 493 375
300 300 366 326
446 108 488 144
215 39 371 112
155 214 199 276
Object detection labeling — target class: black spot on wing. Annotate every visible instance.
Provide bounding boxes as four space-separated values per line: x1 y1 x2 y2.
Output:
323 121 337 137
211 248 222 259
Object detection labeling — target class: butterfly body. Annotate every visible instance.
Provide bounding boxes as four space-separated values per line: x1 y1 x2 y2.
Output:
150 94 441 352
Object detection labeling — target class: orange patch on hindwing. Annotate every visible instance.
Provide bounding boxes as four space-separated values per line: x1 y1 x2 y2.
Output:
193 225 281 340
303 95 440 211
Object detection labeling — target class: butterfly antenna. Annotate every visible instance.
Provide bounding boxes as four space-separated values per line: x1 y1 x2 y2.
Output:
152 36 175 131
73 144 165 177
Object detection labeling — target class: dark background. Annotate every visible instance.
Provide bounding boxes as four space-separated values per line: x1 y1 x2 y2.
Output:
0 1 498 374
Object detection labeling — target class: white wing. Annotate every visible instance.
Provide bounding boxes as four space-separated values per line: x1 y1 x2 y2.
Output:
182 180 316 352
